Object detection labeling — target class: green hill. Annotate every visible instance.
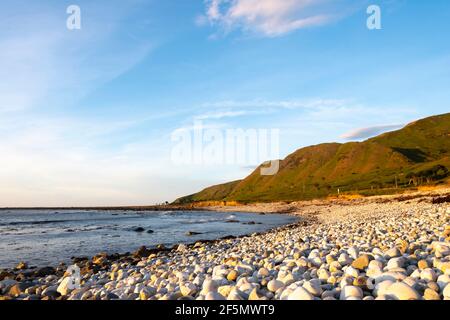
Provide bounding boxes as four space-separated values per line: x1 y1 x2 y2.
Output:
174 113 450 204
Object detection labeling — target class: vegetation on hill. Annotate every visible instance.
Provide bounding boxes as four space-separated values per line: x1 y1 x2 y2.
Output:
174 113 450 204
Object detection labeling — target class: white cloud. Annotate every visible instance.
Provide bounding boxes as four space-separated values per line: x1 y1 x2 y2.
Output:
201 0 341 37
340 124 405 140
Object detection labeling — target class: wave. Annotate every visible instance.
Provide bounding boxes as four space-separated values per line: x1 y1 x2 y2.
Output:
0 214 146 227
184 217 227 224
0 219 79 226
158 211 183 217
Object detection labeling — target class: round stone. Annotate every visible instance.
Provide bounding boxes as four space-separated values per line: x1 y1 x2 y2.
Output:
267 279 284 293
386 257 406 270
444 283 450 299
205 291 226 300
329 261 342 272
340 286 363 300
348 247 359 259
338 253 352 266
180 283 197 296
351 255 370 270
200 279 218 295
420 268 437 282
258 268 270 277
423 288 440 300
345 266 359 278
303 280 323 296
418 259 430 270
384 282 421 300
227 270 238 281
385 247 402 258
288 287 314 300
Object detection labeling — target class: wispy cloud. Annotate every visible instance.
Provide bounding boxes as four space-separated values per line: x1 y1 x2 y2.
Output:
200 98 347 110
194 110 250 120
340 124 405 140
190 99 348 122
199 0 352 37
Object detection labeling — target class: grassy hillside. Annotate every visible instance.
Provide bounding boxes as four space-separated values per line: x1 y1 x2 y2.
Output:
174 113 450 204
175 180 241 204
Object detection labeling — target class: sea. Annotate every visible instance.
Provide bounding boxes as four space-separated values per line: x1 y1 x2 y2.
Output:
0 209 296 269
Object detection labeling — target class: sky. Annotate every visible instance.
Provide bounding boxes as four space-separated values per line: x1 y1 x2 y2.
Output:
0 0 449 206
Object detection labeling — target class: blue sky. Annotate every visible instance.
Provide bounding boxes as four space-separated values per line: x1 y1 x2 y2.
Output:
0 0 449 206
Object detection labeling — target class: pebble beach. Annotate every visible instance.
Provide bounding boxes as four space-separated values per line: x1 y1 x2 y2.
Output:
1 190 450 301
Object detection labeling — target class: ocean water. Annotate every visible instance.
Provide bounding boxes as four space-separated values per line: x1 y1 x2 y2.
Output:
0 209 296 269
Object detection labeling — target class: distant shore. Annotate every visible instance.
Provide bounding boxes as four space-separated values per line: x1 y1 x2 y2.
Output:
0 205 207 211
2 185 449 213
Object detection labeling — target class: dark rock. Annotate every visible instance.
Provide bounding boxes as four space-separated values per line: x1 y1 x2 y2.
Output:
185 231 202 236
107 253 121 261
43 290 60 298
146 229 154 234
106 292 119 300
15 273 27 282
242 221 256 225
432 195 450 204
133 227 145 232
0 270 14 281
22 271 35 278
133 246 152 258
56 265 66 273
226 219 239 223
34 267 56 277
80 266 95 277
25 285 37 295
220 235 236 240
72 257 89 264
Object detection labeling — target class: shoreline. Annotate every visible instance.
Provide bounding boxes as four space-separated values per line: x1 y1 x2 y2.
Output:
0 189 449 300
0 211 301 277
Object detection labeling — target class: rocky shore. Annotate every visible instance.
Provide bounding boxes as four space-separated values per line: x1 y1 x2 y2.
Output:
1 190 450 300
